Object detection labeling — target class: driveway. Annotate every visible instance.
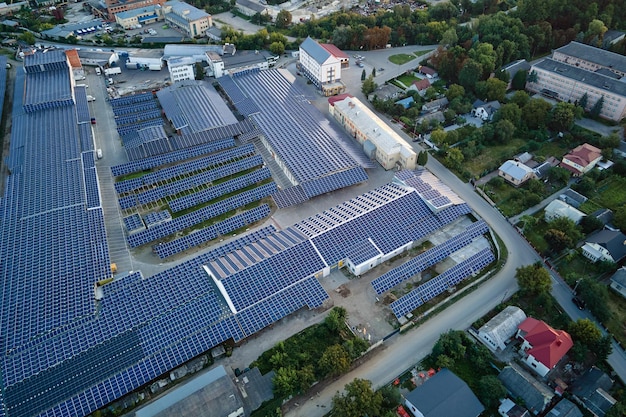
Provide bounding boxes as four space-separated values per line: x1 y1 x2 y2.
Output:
575 117 623 137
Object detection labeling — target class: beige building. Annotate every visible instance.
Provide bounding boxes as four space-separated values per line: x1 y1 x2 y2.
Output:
498 160 536 186
527 53 626 122
105 0 166 21
552 41 626 78
329 94 416 170
163 1 212 38
299 37 345 96
114 6 161 29
560 143 602 175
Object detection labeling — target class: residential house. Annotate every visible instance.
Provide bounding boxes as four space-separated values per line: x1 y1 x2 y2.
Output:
516 317 573 377
395 96 414 109
472 99 501 121
613 141 626 159
498 366 554 415
370 83 403 100
533 157 560 179
581 230 626 263
416 111 445 126
418 65 438 78
571 366 617 417
558 189 588 209
546 399 583 417
499 398 530 417
609 267 626 298
515 152 533 164
478 305 527 351
498 160 537 186
544 199 586 224
407 78 431 96
422 97 448 113
560 143 602 176
298 37 345 96
404 368 484 417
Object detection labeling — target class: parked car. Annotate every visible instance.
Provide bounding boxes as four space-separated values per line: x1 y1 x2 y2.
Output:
572 296 586 310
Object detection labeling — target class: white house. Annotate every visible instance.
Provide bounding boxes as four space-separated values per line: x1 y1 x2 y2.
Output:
544 199 586 224
517 317 573 377
581 230 626 263
478 306 527 351
299 37 344 96
472 99 501 121
610 267 626 299
498 160 536 186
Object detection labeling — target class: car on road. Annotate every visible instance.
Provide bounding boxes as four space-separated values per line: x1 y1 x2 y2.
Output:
378 67 384 71
572 296 586 310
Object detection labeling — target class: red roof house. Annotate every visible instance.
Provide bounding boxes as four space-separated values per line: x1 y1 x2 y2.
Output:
517 317 573 377
559 143 602 175
407 78 431 95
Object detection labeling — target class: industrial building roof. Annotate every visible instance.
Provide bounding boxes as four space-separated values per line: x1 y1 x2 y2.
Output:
331 95 416 157
165 0 210 21
534 58 626 98
163 43 224 60
554 41 626 75
115 5 159 19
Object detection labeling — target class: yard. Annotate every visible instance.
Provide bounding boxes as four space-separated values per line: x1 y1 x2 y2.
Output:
389 53 417 65
396 73 421 87
605 291 626 347
590 176 626 210
463 138 526 178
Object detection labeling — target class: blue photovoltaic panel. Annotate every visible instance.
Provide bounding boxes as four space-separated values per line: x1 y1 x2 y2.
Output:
390 248 494 318
111 139 235 177
123 214 144 232
84 167 100 209
300 166 368 199
144 210 171 226
272 185 309 209
345 239 381 266
371 220 489 295
110 92 155 108
113 101 159 117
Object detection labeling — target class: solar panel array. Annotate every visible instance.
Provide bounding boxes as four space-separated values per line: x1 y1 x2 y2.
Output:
169 167 272 213
127 182 276 247
153 204 271 258
229 71 369 186
123 214 144 232
272 185 309 209
118 155 264 209
113 101 159 117
111 139 235 177
144 210 171 227
390 248 495 319
371 220 489 295
345 239 381 266
114 144 255 194
74 86 91 123
300 166 368 198
109 92 155 108
216 76 260 116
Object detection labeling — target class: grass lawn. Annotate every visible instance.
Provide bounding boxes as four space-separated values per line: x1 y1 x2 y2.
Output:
464 138 526 177
592 176 626 210
521 216 549 255
605 291 626 347
554 252 606 283
396 74 420 87
414 49 434 57
578 199 604 214
533 141 569 159
389 53 416 65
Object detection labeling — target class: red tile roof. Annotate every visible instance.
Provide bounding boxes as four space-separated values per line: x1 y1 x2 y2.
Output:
412 79 431 91
320 43 349 59
563 143 602 167
518 318 573 369
328 93 353 105
419 66 437 76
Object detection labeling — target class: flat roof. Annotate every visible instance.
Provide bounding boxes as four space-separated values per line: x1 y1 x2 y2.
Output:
555 41 626 74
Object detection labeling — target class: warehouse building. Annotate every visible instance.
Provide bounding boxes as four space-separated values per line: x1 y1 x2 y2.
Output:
163 0 212 38
329 94 417 170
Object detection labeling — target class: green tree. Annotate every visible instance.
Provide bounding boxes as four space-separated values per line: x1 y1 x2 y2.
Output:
432 330 468 361
275 9 292 29
568 318 602 346
522 99 552 129
578 278 611 322
417 150 428 166
430 128 447 145
273 367 299 397
511 70 528 90
586 19 607 43
459 60 483 91
441 27 458 47
590 96 604 117
379 385 401 409
484 77 507 101
331 379 382 417
578 92 589 110
614 206 626 232
550 101 576 131
547 166 570 184
194 62 205 80
495 119 516 143
361 69 366 81
580 215 603 234
446 84 465 101
269 41 285 56
445 148 464 168
297 365 316 393
547 216 583 243
495 103 522 127
510 90 530 107
606 401 626 417
469 42 497 78
319 344 351 377
477 375 507 408
362 75 377 96
19 31 35 45
515 263 552 295
544 228 573 252
324 306 347 332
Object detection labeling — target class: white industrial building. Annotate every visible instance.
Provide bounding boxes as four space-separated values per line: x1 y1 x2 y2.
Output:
162 1 212 38
329 94 416 170
298 37 345 96
478 306 527 351
167 56 196 82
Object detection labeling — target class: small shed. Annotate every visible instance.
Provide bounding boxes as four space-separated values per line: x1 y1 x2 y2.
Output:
478 306 527 351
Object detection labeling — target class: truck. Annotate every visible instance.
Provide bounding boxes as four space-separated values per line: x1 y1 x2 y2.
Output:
95 67 101 75
148 63 162 71
104 67 121 76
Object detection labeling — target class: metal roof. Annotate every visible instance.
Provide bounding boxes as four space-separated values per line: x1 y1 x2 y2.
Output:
555 41 626 74
300 36 332 65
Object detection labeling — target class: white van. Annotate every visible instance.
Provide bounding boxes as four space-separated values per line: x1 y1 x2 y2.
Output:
87 95 96 102
96 149 103 159
95 67 101 75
